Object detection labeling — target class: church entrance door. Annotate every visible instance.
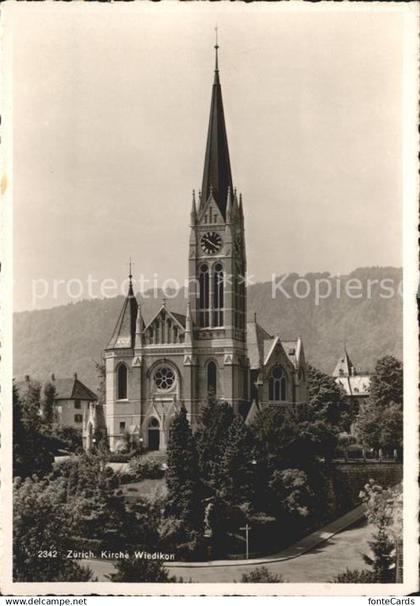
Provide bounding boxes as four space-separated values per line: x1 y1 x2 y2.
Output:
148 417 160 451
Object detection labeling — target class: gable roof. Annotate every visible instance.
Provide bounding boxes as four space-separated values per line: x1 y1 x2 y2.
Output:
144 305 186 333
55 377 97 401
15 376 97 402
246 320 273 370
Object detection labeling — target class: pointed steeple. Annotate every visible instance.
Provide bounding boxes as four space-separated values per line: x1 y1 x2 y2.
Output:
200 34 233 219
333 348 356 378
190 190 197 224
106 264 138 350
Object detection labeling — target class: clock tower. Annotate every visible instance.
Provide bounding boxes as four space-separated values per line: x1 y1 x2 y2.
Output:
186 40 249 421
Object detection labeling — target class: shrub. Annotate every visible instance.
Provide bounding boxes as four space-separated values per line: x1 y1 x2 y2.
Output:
54 426 83 453
106 558 176 582
240 567 284 583
331 568 377 583
128 456 165 481
159 516 206 561
108 452 136 463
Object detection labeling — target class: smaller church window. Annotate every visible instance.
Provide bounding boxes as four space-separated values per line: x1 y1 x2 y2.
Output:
213 262 224 327
269 365 287 402
207 361 217 396
199 264 210 327
154 366 176 391
117 363 128 400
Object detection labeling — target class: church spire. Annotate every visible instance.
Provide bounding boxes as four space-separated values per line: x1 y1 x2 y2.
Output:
128 258 134 297
200 33 233 219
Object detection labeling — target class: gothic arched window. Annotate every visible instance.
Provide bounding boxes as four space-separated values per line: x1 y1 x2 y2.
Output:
199 264 210 327
213 262 224 327
268 365 286 402
207 361 217 396
117 363 128 400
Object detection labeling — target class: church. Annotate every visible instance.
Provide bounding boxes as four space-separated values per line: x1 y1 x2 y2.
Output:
93 45 308 452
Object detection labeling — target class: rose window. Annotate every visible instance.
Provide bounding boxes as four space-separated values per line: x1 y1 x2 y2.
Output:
154 366 175 390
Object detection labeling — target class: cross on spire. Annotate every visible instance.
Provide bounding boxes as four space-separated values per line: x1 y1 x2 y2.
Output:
214 26 219 72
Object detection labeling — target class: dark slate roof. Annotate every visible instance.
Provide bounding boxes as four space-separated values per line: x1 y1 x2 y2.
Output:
171 312 187 328
246 320 273 370
106 282 138 349
54 377 97 401
15 377 97 401
200 56 233 219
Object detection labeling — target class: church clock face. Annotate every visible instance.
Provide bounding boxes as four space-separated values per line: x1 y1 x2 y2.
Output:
200 232 222 255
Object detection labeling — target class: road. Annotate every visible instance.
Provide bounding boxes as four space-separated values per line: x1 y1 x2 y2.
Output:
85 516 372 583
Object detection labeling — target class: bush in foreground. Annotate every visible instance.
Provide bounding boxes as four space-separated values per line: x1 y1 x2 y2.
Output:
331 568 377 583
240 567 284 583
106 558 176 582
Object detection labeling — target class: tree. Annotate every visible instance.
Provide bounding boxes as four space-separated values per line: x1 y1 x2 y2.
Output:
219 415 259 508
252 405 297 468
54 425 83 453
166 407 203 532
359 481 402 583
13 476 95 582
95 359 106 407
13 382 55 478
379 404 403 458
369 356 403 410
253 406 338 470
196 395 235 488
41 381 56 429
106 558 176 582
306 365 350 430
269 468 315 528
354 356 403 457
240 566 284 582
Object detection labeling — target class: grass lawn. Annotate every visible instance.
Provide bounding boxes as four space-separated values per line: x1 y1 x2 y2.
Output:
120 478 167 501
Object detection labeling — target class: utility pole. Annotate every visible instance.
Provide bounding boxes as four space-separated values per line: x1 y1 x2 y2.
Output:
240 524 251 559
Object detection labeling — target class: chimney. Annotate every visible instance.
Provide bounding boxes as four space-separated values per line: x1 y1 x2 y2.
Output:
73 372 78 380
51 373 55 382
25 375 30 382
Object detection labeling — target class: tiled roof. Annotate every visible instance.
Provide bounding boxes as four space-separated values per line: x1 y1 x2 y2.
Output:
336 375 370 397
16 377 97 401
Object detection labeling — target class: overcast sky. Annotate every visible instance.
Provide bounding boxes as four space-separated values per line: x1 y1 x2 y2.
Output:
9 3 406 311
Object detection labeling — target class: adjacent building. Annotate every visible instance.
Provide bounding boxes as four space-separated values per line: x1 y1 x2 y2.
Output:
16 373 98 430
333 349 371 406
